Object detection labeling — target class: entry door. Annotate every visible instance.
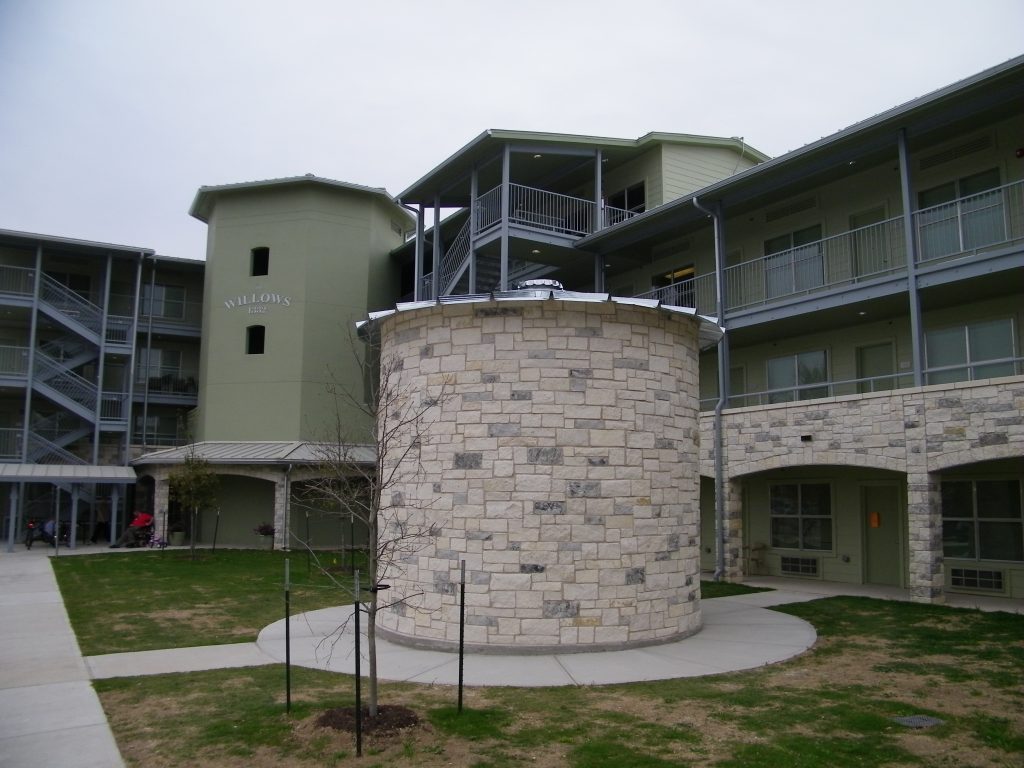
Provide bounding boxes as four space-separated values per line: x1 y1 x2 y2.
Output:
862 485 902 586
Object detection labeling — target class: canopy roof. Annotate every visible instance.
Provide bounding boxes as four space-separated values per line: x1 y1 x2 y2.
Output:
0 464 138 483
133 441 375 466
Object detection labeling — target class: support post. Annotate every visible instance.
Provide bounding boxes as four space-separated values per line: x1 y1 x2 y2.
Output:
70 484 80 549
354 570 362 757
414 205 425 301
499 144 511 291
285 558 291 713
6 485 16 553
594 148 603 232
458 559 466 713
432 196 441 300
469 167 478 293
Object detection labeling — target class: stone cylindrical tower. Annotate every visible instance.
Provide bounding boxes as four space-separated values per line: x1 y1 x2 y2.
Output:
373 295 714 653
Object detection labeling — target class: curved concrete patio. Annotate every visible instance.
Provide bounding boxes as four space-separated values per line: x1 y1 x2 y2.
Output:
255 590 819 687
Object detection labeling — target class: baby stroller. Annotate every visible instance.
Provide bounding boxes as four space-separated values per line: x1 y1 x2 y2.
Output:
24 519 68 550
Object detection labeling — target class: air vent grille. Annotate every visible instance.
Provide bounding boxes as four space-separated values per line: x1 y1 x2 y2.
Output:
950 567 1003 591
766 196 816 223
919 136 992 171
780 556 819 576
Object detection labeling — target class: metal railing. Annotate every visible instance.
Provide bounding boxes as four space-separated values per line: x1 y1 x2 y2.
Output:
915 179 1024 264
100 392 129 422
0 345 30 377
476 186 502 232
0 428 22 459
34 352 97 412
602 205 641 228
634 274 717 315
136 366 199 396
508 184 595 236
0 265 35 296
39 273 104 335
131 430 188 447
106 315 134 344
725 216 906 311
27 432 89 465
923 355 1024 385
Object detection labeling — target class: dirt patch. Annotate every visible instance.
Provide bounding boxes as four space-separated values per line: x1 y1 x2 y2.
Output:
315 704 420 736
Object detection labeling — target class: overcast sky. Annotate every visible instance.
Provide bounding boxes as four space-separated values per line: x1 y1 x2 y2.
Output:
1 0 1022 260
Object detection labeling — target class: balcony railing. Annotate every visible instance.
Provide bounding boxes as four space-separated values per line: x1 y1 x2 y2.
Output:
0 265 35 296
701 359 1024 411
100 392 129 422
0 428 22 460
633 275 717 316
0 345 30 377
725 216 907 311
136 367 199 397
507 184 595 237
914 179 1024 264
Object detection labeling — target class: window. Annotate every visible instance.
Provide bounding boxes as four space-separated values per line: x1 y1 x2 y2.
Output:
651 264 695 307
246 325 266 355
766 350 828 403
607 182 645 214
856 342 895 393
143 284 186 320
917 168 1003 260
942 480 1023 561
770 483 832 551
764 224 823 298
925 318 1016 384
134 414 181 445
251 247 270 276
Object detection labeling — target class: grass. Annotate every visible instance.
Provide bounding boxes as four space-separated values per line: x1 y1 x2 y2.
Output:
699 580 773 599
58 552 1024 766
52 549 354 654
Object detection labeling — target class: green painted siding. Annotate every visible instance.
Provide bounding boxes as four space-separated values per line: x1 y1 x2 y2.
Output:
660 145 760 204
195 183 406 443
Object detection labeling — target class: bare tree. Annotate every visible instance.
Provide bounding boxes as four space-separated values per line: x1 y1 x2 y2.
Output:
167 444 219 561
297 334 450 717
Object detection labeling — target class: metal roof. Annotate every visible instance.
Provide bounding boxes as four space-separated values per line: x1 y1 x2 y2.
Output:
579 53 1024 253
357 290 725 350
132 441 375 466
397 129 768 207
188 174 413 223
0 227 155 257
0 464 138 483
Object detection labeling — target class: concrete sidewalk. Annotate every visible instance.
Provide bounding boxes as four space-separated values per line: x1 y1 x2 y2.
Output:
0 550 124 768
250 591 819 687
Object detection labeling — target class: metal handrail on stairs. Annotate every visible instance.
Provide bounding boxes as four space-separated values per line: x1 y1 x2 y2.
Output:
39 274 103 335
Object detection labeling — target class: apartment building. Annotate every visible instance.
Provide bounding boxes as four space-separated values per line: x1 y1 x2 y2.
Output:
2 56 1021 603
0 230 203 544
392 56 1024 601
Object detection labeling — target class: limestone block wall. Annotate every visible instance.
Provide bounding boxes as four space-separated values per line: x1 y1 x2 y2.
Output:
698 376 1024 598
376 299 704 652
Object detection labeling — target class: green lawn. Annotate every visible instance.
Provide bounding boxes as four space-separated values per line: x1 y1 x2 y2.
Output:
55 552 1024 766
52 549 354 654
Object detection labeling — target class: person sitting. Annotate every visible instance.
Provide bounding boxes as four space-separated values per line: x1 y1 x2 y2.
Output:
109 511 154 548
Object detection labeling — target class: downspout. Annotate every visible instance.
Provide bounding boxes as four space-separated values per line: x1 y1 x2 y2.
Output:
693 195 728 582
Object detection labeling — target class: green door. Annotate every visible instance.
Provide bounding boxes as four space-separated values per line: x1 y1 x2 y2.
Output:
863 485 902 586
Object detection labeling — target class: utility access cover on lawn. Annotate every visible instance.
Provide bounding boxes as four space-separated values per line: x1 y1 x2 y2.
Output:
893 715 945 729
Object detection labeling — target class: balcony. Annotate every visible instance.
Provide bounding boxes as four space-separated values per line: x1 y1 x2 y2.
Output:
135 367 199 402
723 179 1023 315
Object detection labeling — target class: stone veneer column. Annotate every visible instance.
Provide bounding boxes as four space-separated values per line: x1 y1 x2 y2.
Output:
375 299 704 652
273 472 288 550
906 472 944 603
152 469 170 536
722 477 744 580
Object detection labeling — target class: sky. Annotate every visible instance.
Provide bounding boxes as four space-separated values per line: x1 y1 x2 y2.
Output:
1 0 1022 260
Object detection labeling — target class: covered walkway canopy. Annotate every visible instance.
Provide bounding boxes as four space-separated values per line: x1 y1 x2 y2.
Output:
2 464 138 552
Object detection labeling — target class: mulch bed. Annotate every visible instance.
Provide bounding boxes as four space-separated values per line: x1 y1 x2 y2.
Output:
316 705 420 736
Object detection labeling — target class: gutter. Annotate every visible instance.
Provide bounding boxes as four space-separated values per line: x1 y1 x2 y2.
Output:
692 195 728 583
